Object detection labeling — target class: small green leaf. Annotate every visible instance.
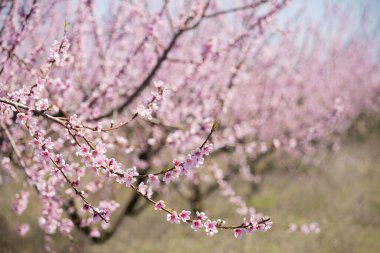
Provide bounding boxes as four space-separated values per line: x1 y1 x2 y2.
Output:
212 119 218 130
64 20 70 33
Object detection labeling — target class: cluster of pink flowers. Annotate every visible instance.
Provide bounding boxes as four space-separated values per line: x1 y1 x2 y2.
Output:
48 77 70 90
76 144 139 190
76 142 214 193
81 200 120 228
11 190 30 216
35 98 50 111
15 112 32 125
49 37 71 66
136 80 167 120
163 144 213 184
288 223 321 234
11 109 76 235
10 99 115 234
15 223 30 237
136 181 153 198
153 199 271 237
38 196 71 234
233 217 272 238
1 157 17 180
162 208 220 236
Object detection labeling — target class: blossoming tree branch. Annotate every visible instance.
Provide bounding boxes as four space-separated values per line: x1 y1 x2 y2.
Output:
0 0 379 247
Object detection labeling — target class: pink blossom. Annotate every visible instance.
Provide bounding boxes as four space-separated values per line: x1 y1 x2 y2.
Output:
39 150 50 162
179 210 191 222
136 80 166 119
69 114 82 127
204 219 218 236
76 145 90 156
196 211 208 221
154 80 164 89
12 191 29 215
288 223 297 233
91 149 100 158
124 174 135 187
38 216 57 234
154 200 166 210
30 138 41 149
202 144 213 155
49 37 70 66
108 158 121 171
177 165 189 176
15 223 30 236
93 155 106 168
148 174 160 187
247 225 255 234
99 208 111 221
253 219 272 232
163 171 174 184
82 203 90 212
138 182 148 195
124 167 138 187
234 228 244 238
35 98 49 111
172 159 180 168
299 223 320 234
167 211 180 224
93 212 102 223
146 187 153 198
54 154 65 167
184 155 195 170
300 224 310 234
42 138 54 150
90 228 101 238
82 154 92 166
79 218 90 228
16 113 30 125
201 37 216 60
36 77 46 87
192 148 204 165
191 219 203 231
309 222 321 234
136 105 153 120
1 157 17 179
96 143 107 154
59 218 73 235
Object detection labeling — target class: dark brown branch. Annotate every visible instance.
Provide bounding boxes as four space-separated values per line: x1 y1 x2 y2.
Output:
89 1 212 121
203 0 269 19
89 30 185 121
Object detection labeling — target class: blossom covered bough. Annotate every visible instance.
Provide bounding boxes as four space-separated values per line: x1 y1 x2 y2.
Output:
0 90 272 239
0 0 379 249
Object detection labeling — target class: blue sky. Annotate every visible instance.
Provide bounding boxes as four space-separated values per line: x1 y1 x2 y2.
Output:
280 0 380 34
